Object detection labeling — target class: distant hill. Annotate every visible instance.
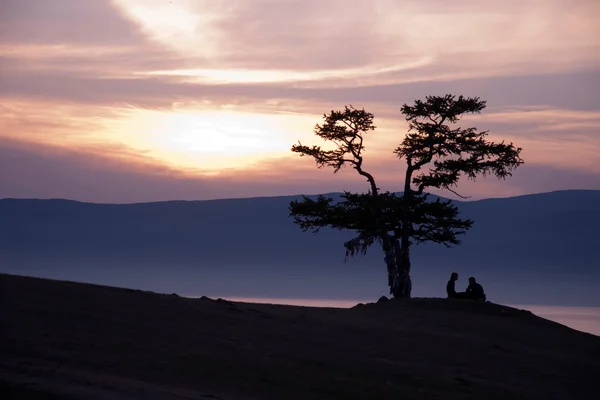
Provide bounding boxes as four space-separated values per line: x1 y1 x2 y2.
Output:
1 190 599 305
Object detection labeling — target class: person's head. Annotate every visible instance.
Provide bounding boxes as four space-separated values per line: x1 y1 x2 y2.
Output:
451 272 458 281
469 277 476 285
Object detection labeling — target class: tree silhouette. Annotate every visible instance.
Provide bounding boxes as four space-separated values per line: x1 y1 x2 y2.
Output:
289 95 524 298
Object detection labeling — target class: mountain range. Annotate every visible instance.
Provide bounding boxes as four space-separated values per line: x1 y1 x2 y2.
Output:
1 190 599 305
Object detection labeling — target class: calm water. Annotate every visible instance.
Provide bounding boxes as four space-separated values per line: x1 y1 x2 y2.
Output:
514 305 600 337
224 297 600 337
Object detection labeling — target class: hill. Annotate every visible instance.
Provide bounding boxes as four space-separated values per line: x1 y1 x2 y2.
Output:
1 273 599 399
1 190 599 305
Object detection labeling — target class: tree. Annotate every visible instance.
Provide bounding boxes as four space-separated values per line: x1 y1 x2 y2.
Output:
289 95 524 298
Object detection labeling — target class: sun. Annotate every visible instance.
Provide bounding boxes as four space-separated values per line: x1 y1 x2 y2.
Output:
156 111 290 153
108 107 316 171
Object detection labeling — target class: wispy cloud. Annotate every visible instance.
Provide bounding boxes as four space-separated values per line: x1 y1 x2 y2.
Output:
0 0 146 46
0 0 598 201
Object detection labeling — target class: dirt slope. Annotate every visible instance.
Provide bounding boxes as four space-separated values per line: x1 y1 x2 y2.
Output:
1 273 599 399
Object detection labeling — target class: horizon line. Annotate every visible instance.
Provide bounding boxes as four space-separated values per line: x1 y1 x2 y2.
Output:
1 188 598 206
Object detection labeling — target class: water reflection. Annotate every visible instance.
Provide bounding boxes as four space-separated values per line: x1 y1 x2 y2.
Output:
512 304 600 337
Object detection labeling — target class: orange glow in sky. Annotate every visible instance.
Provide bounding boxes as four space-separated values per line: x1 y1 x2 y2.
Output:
1 0 599 202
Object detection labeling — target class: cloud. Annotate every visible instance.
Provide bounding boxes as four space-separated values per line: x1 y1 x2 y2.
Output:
1 135 598 204
0 138 360 203
1 0 598 201
0 0 146 46
113 0 600 83
462 107 600 172
3 0 599 89
0 44 190 80
0 0 196 84
2 64 599 112
1 0 598 109
1 95 598 193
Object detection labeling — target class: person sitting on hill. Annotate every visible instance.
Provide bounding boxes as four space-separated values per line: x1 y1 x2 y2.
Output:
446 272 464 299
465 277 486 301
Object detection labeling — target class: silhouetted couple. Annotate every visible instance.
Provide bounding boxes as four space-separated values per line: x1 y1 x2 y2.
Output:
446 272 486 301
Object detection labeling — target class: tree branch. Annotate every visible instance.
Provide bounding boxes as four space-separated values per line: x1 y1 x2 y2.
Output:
444 186 471 199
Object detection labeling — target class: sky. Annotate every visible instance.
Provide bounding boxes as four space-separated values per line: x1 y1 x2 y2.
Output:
1 0 599 203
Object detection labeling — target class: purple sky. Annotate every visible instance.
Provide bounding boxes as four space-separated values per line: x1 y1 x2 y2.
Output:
1 0 599 203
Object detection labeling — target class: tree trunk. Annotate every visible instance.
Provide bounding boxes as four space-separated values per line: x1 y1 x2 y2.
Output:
394 167 414 298
386 238 412 298
383 240 396 294
380 175 413 298
396 245 412 298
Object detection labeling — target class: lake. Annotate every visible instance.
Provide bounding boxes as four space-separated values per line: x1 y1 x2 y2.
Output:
224 297 600 337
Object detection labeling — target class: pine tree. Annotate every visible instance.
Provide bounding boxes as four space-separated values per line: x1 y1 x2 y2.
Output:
289 95 524 298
